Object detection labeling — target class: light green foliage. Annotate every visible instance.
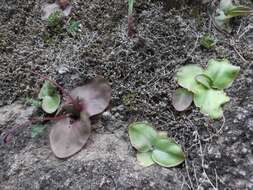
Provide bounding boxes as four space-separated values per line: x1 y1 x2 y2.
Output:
175 59 239 119
38 81 61 114
152 138 185 167
48 10 63 28
176 65 204 94
31 124 47 138
205 59 240 89
137 152 155 167
128 122 157 152
41 94 61 114
215 0 252 32
128 122 185 168
194 88 230 119
128 0 134 15
200 34 216 49
195 74 213 89
66 20 80 36
39 81 56 99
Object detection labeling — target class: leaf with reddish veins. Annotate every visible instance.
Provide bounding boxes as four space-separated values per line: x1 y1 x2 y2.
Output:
70 78 112 116
49 111 91 158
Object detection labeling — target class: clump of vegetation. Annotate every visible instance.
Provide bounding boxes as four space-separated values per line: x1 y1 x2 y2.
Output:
38 81 61 114
128 0 135 37
173 59 240 119
200 33 216 49
3 75 111 159
66 19 80 36
128 122 185 167
215 0 252 32
48 10 64 29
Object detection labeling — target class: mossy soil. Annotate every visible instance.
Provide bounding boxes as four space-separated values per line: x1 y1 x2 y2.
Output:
0 0 253 189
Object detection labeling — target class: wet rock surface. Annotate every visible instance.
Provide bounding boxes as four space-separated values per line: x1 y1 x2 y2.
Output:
0 0 253 189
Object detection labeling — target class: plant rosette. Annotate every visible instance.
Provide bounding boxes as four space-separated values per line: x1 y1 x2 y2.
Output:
173 59 240 119
128 122 185 167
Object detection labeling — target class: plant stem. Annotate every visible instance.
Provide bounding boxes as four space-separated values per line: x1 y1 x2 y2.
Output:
30 71 81 112
1 114 69 144
128 0 134 37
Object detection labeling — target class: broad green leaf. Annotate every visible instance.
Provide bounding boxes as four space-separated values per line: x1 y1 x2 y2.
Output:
128 122 157 152
220 0 234 12
152 138 185 168
194 88 230 119
200 34 216 49
225 6 252 17
176 65 204 94
38 81 56 99
205 59 240 89
137 152 155 167
195 74 212 89
31 124 47 138
172 88 193 111
42 94 61 114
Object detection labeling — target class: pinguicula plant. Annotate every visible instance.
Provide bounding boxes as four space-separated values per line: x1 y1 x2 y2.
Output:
38 81 61 114
200 33 217 49
173 59 240 119
47 10 64 29
215 0 252 32
128 0 135 37
2 74 111 159
128 122 185 167
66 19 81 36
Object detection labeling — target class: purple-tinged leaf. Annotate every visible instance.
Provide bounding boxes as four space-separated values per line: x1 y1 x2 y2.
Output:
49 111 91 158
172 88 193 111
70 78 112 116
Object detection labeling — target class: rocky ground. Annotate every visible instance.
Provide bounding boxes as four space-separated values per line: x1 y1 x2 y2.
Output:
0 0 253 189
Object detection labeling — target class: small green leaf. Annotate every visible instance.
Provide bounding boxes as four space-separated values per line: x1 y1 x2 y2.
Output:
200 34 216 49
38 81 56 99
176 65 204 94
225 6 252 17
31 124 47 138
152 138 185 168
128 0 134 15
194 88 230 119
195 74 213 89
42 94 61 114
66 20 80 36
128 122 157 152
205 59 240 89
48 10 63 28
172 88 193 111
137 152 155 167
